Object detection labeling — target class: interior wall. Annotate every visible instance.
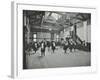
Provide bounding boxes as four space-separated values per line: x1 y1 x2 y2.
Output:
59 27 71 40
54 33 57 41
37 32 51 41
77 21 91 43
87 24 91 42
77 25 84 41
59 31 64 39
63 30 70 40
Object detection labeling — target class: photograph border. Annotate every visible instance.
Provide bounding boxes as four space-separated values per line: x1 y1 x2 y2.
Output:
11 1 97 78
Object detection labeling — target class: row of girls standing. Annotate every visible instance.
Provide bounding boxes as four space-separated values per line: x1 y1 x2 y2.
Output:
26 38 77 56
63 38 76 53
32 40 56 56
41 41 56 56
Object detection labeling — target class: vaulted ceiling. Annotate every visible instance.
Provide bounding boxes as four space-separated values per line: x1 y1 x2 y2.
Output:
23 10 91 33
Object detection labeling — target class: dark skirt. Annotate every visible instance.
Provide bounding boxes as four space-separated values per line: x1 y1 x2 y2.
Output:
69 45 73 49
41 48 45 52
34 47 38 52
63 45 68 50
52 47 55 50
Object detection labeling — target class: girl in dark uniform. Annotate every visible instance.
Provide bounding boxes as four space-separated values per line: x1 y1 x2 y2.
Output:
69 39 74 52
33 42 38 53
63 40 69 53
51 41 56 53
73 40 77 52
47 41 51 51
41 41 46 56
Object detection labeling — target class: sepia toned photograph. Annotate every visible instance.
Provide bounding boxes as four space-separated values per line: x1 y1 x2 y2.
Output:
23 10 91 69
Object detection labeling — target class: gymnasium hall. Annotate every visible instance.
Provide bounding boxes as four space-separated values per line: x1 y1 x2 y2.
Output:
23 10 91 69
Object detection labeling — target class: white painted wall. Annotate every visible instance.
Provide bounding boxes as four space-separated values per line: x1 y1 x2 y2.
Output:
77 21 91 42
87 24 91 42
59 27 71 40
77 26 84 40
37 32 51 41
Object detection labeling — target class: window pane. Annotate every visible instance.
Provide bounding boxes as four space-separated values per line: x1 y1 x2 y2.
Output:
33 34 36 38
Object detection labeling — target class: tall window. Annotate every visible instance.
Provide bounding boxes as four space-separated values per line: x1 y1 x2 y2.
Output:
33 34 37 42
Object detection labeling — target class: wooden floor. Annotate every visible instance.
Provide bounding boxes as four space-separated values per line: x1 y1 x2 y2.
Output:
25 47 91 69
